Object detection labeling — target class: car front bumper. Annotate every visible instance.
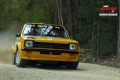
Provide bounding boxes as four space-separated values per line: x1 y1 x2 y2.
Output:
20 48 80 62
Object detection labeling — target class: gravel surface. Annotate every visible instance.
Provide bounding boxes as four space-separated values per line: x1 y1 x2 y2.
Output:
0 43 120 80
0 63 120 80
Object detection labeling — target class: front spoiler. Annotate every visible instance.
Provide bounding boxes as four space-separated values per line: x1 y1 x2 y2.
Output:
21 48 79 54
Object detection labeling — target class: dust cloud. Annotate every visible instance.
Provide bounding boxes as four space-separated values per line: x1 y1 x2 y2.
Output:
0 29 16 64
0 21 22 64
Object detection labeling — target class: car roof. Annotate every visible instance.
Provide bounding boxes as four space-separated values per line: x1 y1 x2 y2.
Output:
25 23 61 27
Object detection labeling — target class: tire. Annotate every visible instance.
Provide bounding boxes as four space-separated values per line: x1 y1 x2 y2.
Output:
66 60 79 70
12 54 15 65
15 49 27 67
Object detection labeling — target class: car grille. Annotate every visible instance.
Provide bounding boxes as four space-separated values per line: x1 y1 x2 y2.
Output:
33 42 69 50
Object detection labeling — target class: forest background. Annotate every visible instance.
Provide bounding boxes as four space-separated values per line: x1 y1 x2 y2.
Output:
0 0 119 62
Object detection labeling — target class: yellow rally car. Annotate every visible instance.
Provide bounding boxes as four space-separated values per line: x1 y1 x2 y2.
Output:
12 23 80 69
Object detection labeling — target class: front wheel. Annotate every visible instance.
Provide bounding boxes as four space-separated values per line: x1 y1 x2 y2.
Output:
12 54 15 65
66 60 79 70
15 50 27 67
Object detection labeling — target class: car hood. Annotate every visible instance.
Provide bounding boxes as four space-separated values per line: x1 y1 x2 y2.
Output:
23 36 78 44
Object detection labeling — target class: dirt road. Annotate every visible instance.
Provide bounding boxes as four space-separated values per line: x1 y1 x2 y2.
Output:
0 47 120 80
0 62 120 80
0 41 120 80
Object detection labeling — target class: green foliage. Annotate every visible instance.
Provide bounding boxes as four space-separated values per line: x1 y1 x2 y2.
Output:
11 0 54 23
73 0 118 57
0 0 55 29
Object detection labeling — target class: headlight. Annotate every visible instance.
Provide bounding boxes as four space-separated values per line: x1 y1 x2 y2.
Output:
69 43 77 50
25 41 33 47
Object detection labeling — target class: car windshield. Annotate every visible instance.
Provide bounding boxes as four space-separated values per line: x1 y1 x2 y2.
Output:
22 24 68 38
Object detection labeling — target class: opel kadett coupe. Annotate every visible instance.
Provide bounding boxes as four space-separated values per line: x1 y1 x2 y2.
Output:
12 23 80 69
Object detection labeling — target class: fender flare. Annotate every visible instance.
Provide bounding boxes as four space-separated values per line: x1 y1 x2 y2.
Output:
16 42 30 60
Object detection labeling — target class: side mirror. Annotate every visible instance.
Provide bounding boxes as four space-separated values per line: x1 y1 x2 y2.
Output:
16 34 21 37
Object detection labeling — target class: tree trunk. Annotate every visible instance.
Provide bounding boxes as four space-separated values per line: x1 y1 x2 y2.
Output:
55 0 63 26
90 32 94 57
56 0 61 25
69 0 73 38
54 1 58 24
117 0 120 58
97 22 99 59
59 0 63 26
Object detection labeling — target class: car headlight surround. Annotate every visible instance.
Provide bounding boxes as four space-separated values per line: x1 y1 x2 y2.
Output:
25 40 33 47
69 43 78 50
